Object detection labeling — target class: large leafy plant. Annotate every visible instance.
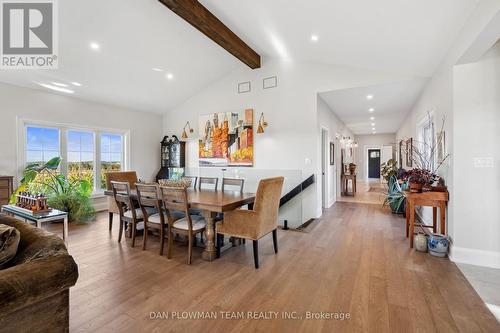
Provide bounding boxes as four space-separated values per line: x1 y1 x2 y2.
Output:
383 176 408 214
12 157 96 223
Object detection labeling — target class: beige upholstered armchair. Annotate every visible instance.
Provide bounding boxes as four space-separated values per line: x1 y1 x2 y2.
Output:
216 177 284 268
105 171 139 231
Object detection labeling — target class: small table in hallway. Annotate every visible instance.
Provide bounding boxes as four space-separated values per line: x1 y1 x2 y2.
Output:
405 190 449 248
341 174 356 196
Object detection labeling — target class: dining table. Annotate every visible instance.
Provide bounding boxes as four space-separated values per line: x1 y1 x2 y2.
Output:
104 188 255 261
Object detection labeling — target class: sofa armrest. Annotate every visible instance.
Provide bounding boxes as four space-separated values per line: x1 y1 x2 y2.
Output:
0 255 78 315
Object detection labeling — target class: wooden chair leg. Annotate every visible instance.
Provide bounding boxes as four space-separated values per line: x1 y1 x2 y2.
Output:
187 232 193 265
118 219 124 242
167 227 173 259
108 212 113 231
131 221 137 247
272 229 278 254
159 226 165 256
216 233 221 258
253 240 259 269
142 224 148 250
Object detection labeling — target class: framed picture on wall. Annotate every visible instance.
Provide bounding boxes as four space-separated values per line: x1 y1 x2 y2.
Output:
330 142 335 165
406 138 413 167
398 140 403 169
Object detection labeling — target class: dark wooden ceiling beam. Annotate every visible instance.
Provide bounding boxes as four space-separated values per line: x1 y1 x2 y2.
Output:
158 0 261 69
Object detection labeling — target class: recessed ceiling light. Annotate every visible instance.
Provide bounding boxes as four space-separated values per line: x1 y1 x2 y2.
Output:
367 95 374 100
51 82 68 87
370 116 375 120
369 108 375 112
166 73 174 80
90 42 100 50
38 83 74 94
372 127 376 131
373 131 377 134
152 68 164 72
371 123 375 126
71 82 82 87
310 35 319 42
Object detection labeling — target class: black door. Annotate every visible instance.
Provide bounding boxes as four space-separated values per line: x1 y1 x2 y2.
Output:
368 149 381 178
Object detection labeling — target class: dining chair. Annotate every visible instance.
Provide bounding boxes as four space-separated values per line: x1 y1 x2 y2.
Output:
222 178 244 192
198 177 219 190
182 176 198 189
136 184 167 255
105 171 138 232
216 177 284 269
160 186 207 264
111 181 155 246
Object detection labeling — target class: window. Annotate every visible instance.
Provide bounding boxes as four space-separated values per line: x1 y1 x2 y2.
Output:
419 116 435 170
26 126 60 166
68 131 95 192
100 133 123 189
21 122 127 194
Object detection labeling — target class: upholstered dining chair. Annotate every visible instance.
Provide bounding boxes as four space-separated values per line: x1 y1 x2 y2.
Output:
216 177 284 269
111 181 155 246
106 171 139 232
198 177 218 190
182 176 198 189
222 178 244 192
160 186 207 264
136 184 167 255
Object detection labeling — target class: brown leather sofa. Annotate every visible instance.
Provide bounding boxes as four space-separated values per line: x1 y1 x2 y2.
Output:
0 214 78 333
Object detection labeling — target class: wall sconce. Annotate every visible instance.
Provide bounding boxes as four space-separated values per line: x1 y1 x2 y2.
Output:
257 113 268 134
181 121 194 139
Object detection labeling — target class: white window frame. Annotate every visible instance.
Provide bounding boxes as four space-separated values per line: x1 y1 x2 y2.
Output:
416 112 435 171
17 117 130 195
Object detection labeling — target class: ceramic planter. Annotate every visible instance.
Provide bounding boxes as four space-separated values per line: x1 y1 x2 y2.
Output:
414 233 428 252
428 234 449 257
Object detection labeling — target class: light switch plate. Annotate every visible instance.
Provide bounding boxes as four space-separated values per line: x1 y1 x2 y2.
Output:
473 157 494 168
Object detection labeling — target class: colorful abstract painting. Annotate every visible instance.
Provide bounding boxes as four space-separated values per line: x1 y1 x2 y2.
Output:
198 109 254 167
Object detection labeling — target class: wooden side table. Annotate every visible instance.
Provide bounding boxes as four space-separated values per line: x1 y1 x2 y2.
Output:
0 176 14 207
405 190 449 248
342 174 356 196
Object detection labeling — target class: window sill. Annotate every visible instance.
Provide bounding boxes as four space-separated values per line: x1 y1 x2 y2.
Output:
90 191 106 199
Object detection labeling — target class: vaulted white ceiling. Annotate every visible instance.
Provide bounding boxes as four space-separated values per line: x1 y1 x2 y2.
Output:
319 79 428 135
0 0 479 113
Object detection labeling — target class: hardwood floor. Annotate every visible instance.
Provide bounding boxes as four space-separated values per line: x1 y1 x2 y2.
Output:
45 203 499 332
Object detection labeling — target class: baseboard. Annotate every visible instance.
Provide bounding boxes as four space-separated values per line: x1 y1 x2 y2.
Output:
449 245 500 269
92 201 108 212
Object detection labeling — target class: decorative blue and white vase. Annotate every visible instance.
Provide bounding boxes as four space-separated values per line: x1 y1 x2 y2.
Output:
428 234 449 257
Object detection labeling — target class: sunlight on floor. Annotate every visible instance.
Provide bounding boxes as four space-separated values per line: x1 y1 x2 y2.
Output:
337 179 387 205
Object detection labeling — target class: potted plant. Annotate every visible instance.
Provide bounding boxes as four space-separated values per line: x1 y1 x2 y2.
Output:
348 163 356 174
405 168 435 193
384 175 408 214
11 157 96 223
380 159 398 182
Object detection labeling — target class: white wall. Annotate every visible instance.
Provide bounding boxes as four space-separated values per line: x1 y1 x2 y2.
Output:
452 41 500 268
0 82 163 196
396 2 500 268
354 133 396 180
317 96 353 208
162 57 414 225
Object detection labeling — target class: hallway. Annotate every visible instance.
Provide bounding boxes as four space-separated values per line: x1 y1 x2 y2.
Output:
337 179 386 205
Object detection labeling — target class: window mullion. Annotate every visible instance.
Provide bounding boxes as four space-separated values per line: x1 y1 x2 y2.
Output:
96 132 102 192
60 128 68 176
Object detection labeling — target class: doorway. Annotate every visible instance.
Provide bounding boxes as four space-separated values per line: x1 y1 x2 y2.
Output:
321 128 328 209
368 149 381 179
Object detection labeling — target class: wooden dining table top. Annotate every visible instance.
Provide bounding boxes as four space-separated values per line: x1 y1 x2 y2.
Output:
104 188 255 213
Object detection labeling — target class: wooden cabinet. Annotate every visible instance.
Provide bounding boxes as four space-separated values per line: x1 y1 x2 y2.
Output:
0 176 14 206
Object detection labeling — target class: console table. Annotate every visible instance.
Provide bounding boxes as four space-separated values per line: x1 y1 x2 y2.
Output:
405 190 449 248
342 174 356 196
